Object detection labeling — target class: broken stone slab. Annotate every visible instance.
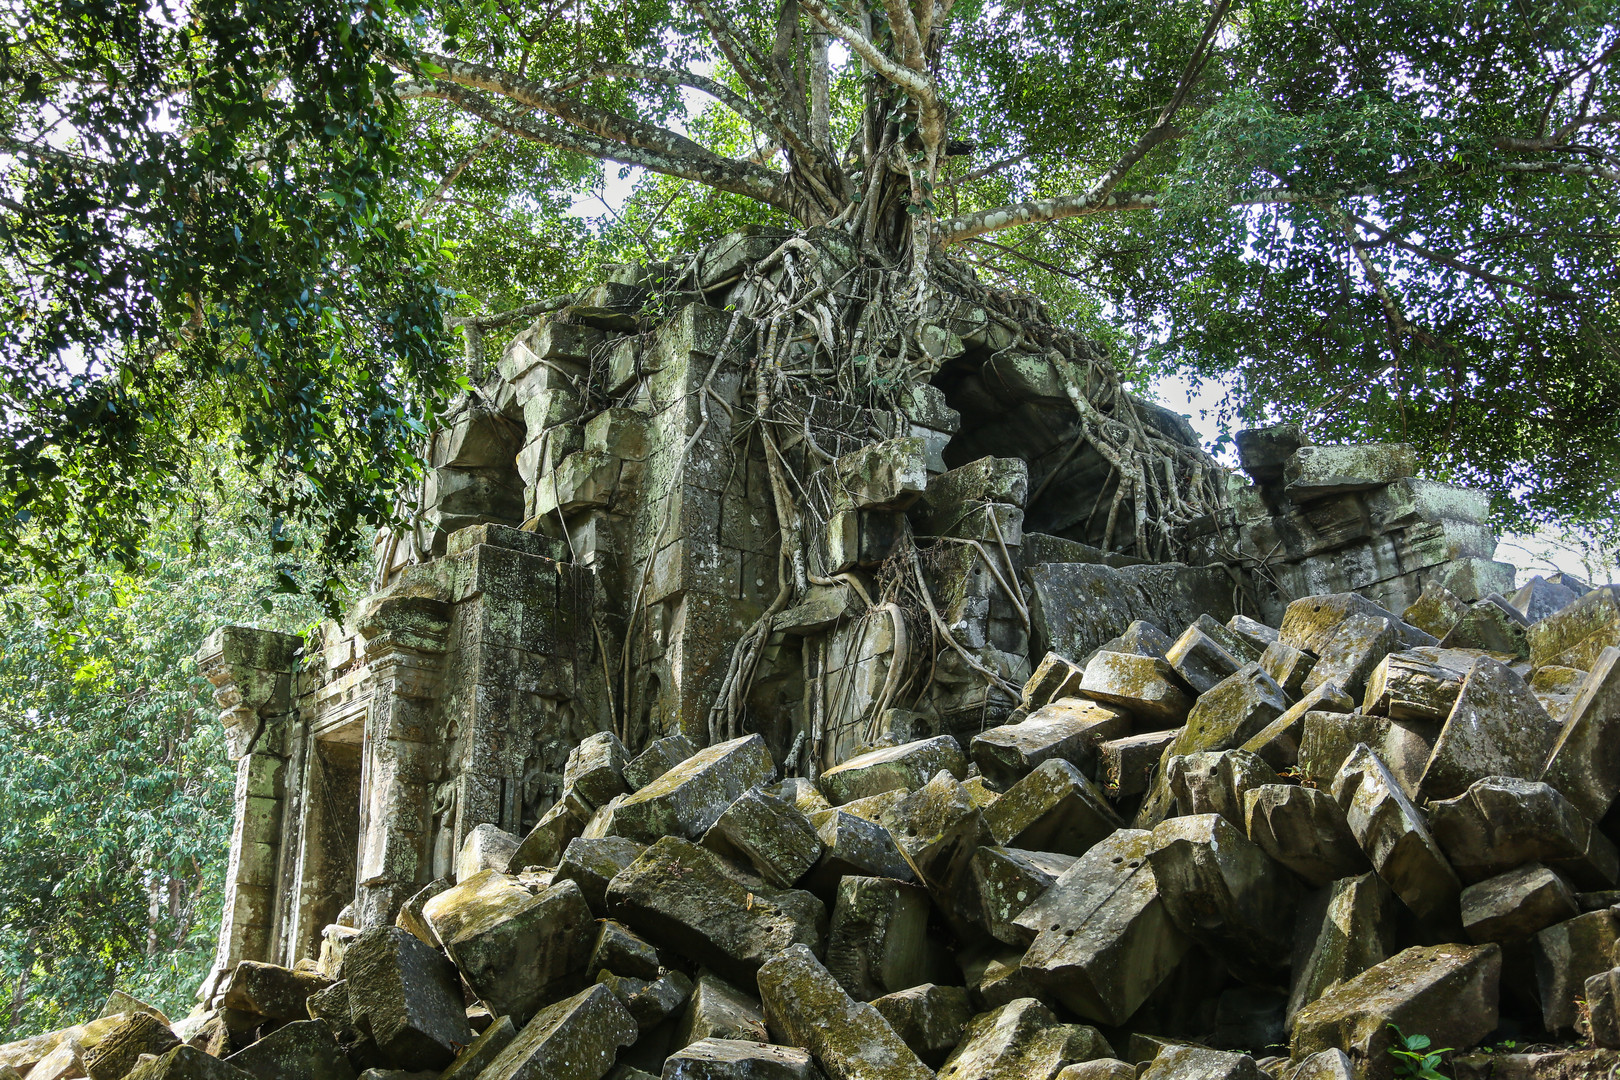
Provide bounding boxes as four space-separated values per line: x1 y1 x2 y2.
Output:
1362 649 1469 721
702 787 823 889
982 758 1121 856
1229 613 1281 652
339 926 474 1071
1300 613 1400 699
456 824 522 884
674 973 769 1048
1531 663 1586 726
803 810 914 898
606 836 827 987
1280 592 1436 655
1259 641 1316 696
1290 943 1501 1080
611 734 777 842
825 876 934 1000
880 771 995 891
564 731 630 808
820 735 966 804
1331 744 1461 921
1510 576 1582 622
1098 619 1178 660
222 1019 355 1080
82 1013 180 1080
1239 683 1355 772
1416 655 1561 801
1055 1062 1136 1080
477 984 637 1080
1428 775 1619 888
970 698 1129 787
1021 653 1088 713
968 846 1076 945
509 790 593 870
1287 873 1398 1027
1079 650 1192 728
1165 624 1243 695
1016 829 1191 1026
1529 586 1620 670
623 734 697 791
829 789 911 826
1236 424 1310 484
433 873 595 1024
1285 442 1417 499
590 919 661 981
960 945 1039 1010
439 1016 517 1080
1460 863 1579 943
1542 646 1620 822
1280 1050 1355 1080
1298 710 1435 799
1403 580 1471 641
1168 749 1279 828
935 997 1112 1080
557 836 646 913
222 960 332 1019
1173 663 1292 762
1147 813 1299 980
126 1047 255 1080
830 436 928 511
599 968 693 1030
1243 784 1370 888
1099 730 1177 797
1586 968 1620 1050
869 984 974 1067
663 1038 822 1080
1439 596 1531 658
770 777 833 818
756 943 933 1080
1138 1046 1265 1080
1532 908 1620 1032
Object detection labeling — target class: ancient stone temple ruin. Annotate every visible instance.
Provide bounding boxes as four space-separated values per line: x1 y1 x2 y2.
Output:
27 228 1620 1080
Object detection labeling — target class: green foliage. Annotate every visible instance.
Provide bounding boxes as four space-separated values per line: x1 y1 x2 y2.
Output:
0 457 355 1037
1388 1024 1453 1080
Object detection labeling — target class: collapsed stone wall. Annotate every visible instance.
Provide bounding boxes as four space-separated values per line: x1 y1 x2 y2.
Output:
17 231 1620 1080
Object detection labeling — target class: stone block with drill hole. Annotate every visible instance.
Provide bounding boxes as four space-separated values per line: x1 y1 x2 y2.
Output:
1079 651 1192 728
605 837 826 987
1287 873 1398 1026
1016 829 1191 1026
968 846 1076 946
982 758 1121 856
756 944 933 1080
701 786 824 888
1280 592 1433 655
819 735 966 805
825 876 935 1001
1332 744 1461 921
1168 749 1279 828
970 698 1129 787
611 735 777 842
1418 655 1561 801
1290 943 1500 1080
1301 613 1400 700
674 973 768 1049
1460 863 1579 944
1243 784 1370 888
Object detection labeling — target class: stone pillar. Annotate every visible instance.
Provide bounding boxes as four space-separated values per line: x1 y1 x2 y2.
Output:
354 592 452 928
194 625 301 1001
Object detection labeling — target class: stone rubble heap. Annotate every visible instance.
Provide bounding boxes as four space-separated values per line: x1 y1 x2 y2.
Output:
13 574 1620 1080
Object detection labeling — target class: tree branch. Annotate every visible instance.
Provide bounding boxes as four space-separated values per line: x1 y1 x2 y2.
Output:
1346 212 1581 301
796 0 933 98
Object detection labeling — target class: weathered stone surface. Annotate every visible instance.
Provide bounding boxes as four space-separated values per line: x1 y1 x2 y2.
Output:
1243 784 1369 887
1529 587 1620 670
825 876 934 1000
222 960 332 1019
624 734 698 792
1228 613 1280 653
1054 1061 1136 1080
510 791 594 870
1079 650 1192 727
1300 710 1435 799
675 973 768 1048
1026 562 1236 669
564 731 630 808
702 787 824 887
612 735 777 842
1168 749 1279 828
439 1016 517 1080
478 984 637 1080
1461 863 1578 943
1511 576 1582 622
1098 730 1177 796
1281 1050 1355 1080
223 1020 355 1080
821 736 966 804
1259 640 1316 696
1542 646 1620 821
756 944 933 1080
1403 579 1470 640
970 699 1128 787
1284 443 1417 498
342 927 473 1071
968 846 1075 945
1420 655 1562 800
600 968 693 1030
1428 775 1619 888
127 1047 255 1080
664 1038 822 1080
1147 813 1299 979
456 824 523 884
1440 597 1531 658
1290 944 1501 1079
606 837 827 986
433 874 595 1023
1287 873 1398 1026
805 811 914 897
1301 613 1400 699
1021 653 1088 712
1172 664 1291 759
1017 829 1191 1026
1098 620 1177 660
961 946 1037 1010
557 836 646 912
869 985 974 1067
1165 625 1243 695
1138 1045 1264 1080
1239 682 1355 771
1532 909 1620 1032
1363 649 1468 721
982 758 1121 856
82 1012 181 1080
590 919 661 980
1586 968 1620 1050
1331 744 1460 920
935 998 1111 1080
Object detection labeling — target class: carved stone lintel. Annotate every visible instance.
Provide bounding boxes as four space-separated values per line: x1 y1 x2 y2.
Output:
195 626 301 760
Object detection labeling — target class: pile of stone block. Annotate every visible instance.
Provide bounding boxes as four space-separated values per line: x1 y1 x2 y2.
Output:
19 576 1620 1080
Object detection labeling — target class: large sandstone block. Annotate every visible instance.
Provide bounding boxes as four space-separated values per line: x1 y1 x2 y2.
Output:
623 734 697 791
702 787 823 888
1300 613 1399 699
556 836 645 912
1460 863 1578 944
1428 775 1618 888
1287 873 1398 1026
611 735 776 842
1138 1046 1265 1080
1290 943 1501 1080
478 984 637 1080
935 998 1112 1080
606 837 826 986
342 926 473 1071
1172 664 1290 758
1528 586 1620 670
82 1013 180 1080
869 984 974 1067
674 973 768 1048
1331 744 1460 920
1419 655 1562 800
1165 624 1243 695
1298 709 1435 799
1079 651 1192 727
1283 443 1417 499
1016 830 1191 1026
970 699 1128 787
1240 682 1355 771
1532 909 1620 1032
1243 784 1369 888
127 1047 255 1080
756 944 933 1080
563 732 630 808
663 1038 821 1080
1168 749 1278 828
825 876 934 1001
820 736 965 804
221 1020 354 1080
804 810 914 898
1362 649 1467 721
968 846 1075 945
982 758 1121 856
221 960 332 1020
1542 646 1620 821
455 824 522 884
